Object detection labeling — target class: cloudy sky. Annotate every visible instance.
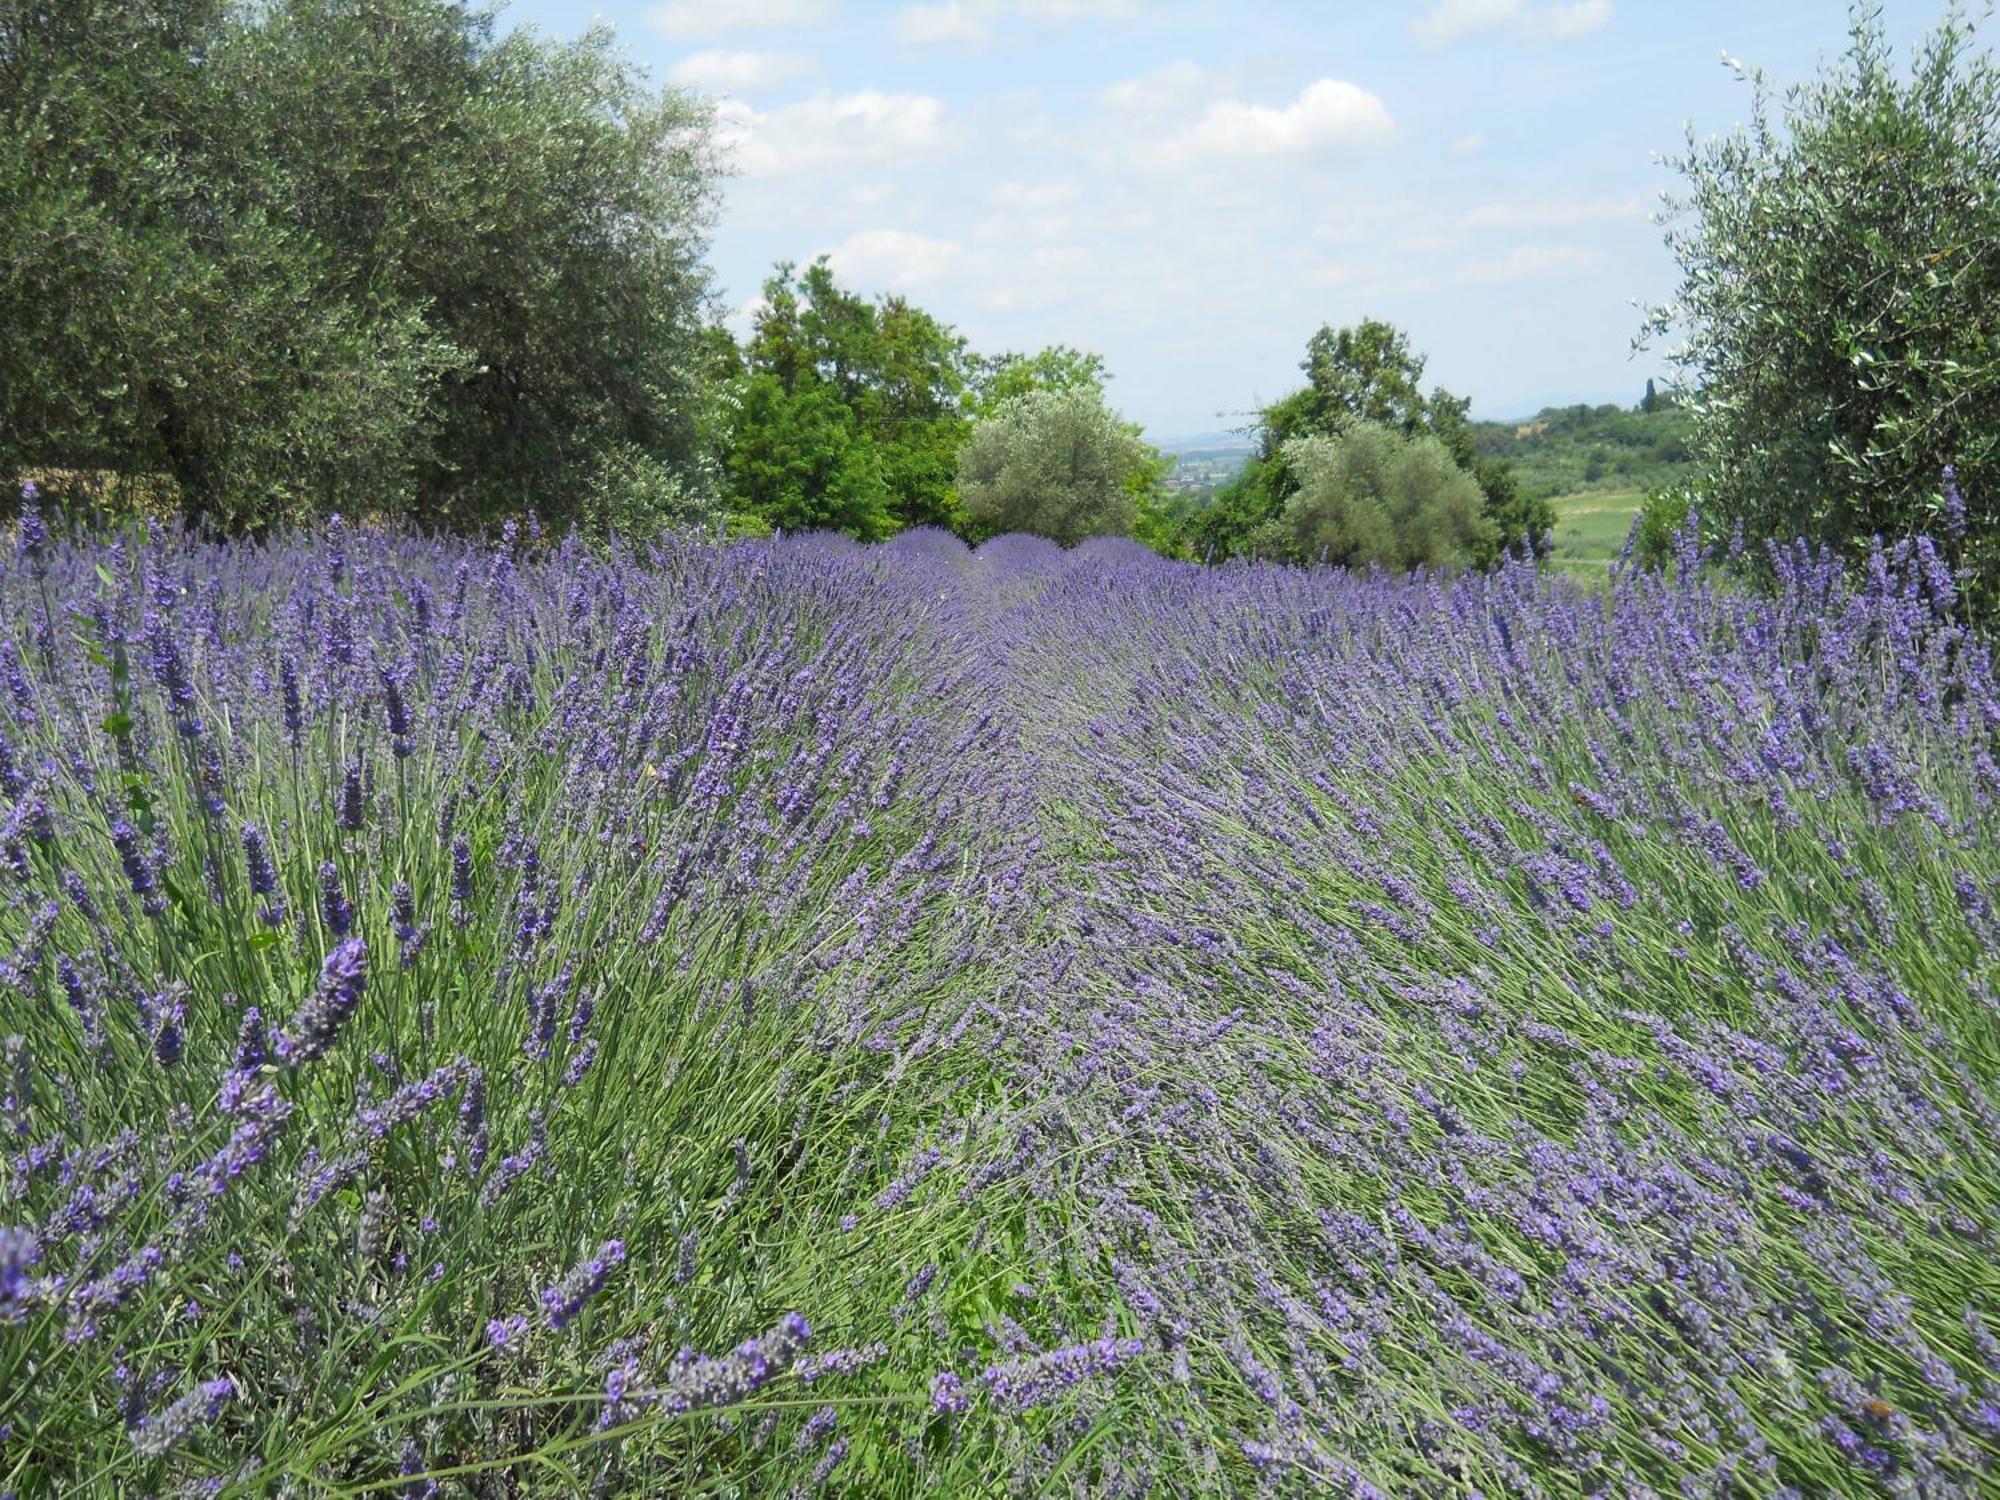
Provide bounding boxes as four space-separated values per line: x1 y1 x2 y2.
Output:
505 0 1948 441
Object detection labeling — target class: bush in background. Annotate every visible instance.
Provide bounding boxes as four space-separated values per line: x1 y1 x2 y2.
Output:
1252 423 1496 570
956 386 1157 546
1184 320 1549 566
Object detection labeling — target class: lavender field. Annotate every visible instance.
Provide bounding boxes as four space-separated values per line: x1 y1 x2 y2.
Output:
1 507 1998 1497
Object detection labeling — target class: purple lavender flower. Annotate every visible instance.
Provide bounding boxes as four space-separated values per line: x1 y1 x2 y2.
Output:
398 1437 439 1500
127 1376 233 1459
275 939 367 1066
561 1040 598 1087
809 1438 847 1486
15 481 46 570
486 1313 529 1350
109 818 165 917
538 1240 626 1329
381 666 413 758
650 1312 811 1415
796 1341 889 1384
147 989 186 1067
451 836 473 921
1942 463 1967 540
477 1114 545 1207
338 760 367 831
279 653 303 745
0 1226 38 1323
457 1066 488 1176
390 882 418 941
981 1336 1145 1412
794 1404 837 1452
319 861 353 937
241 822 285 925
676 1230 698 1287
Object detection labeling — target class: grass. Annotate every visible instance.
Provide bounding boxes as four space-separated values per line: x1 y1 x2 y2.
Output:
1547 487 1643 564
1544 487 1643 587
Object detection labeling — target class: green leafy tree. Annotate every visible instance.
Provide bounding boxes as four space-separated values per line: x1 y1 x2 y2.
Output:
724 374 894 539
0 0 465 527
1274 320 1432 444
970 346 1110 413
1643 4 2000 608
1251 424 1496 570
957 388 1153 546
209 2 722 525
731 260 970 534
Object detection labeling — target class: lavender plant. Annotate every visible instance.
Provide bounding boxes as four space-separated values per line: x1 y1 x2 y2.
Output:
0 504 1995 1496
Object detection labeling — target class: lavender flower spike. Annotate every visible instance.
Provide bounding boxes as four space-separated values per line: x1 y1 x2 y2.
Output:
652 1312 812 1415
539 1240 627 1329
1 1225 39 1323
275 939 368 1066
128 1376 233 1460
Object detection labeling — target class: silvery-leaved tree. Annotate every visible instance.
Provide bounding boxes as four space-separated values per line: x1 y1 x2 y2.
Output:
957 387 1159 547
1643 3 2000 612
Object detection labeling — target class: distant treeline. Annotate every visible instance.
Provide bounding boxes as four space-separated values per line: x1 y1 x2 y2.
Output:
1470 396 1692 503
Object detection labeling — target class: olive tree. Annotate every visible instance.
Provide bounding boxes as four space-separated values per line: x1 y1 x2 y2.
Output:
1255 423 1496 571
956 388 1154 546
0 0 723 532
1643 5 2000 608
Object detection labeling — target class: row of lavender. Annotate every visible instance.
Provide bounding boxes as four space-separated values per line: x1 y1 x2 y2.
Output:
2 503 1998 1495
0 512 1078 1494
984 533 2000 1495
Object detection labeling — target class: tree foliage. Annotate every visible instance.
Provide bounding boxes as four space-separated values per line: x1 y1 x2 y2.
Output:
957 388 1155 546
1182 319 1549 566
1645 3 2000 608
1249 424 1496 570
0 0 721 531
970 346 1112 414
725 260 970 535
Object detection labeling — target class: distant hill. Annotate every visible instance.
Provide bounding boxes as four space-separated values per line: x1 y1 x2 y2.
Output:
1471 401 1693 502
1158 430 1256 454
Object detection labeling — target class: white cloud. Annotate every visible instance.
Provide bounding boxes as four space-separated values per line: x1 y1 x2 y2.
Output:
1102 61 1212 113
1019 0 1140 18
1411 0 1611 47
896 0 1138 50
1457 243 1603 283
988 179 1082 210
896 2 993 48
1455 194 1645 230
665 49 818 93
820 228 963 291
1154 80 1395 168
648 0 831 40
971 244 1096 312
1449 130 1486 157
1531 0 1613 38
714 90 957 179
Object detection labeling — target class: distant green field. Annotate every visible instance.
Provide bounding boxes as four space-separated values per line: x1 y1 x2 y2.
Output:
1547 488 1642 573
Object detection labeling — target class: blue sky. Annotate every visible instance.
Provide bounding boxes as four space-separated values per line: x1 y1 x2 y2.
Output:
505 0 1951 441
